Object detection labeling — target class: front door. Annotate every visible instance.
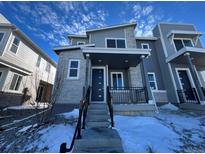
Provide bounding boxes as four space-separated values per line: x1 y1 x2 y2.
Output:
178 70 195 100
91 68 105 102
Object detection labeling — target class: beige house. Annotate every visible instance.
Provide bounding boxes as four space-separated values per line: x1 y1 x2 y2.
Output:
0 14 56 108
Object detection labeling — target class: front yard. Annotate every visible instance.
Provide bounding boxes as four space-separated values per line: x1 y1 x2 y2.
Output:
0 104 205 152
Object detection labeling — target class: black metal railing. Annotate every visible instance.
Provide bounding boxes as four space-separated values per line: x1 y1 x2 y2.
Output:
60 86 90 153
107 86 114 127
177 88 200 104
109 87 148 104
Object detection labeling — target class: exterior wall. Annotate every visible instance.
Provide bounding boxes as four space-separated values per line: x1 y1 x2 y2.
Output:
124 27 137 48
71 37 89 45
55 49 86 104
89 28 125 48
0 28 11 56
136 40 165 90
128 65 143 87
153 25 178 103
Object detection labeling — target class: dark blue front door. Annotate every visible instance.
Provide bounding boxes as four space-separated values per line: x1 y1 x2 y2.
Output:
178 70 195 100
92 68 104 101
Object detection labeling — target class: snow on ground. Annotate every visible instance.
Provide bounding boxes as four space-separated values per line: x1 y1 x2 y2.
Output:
160 103 179 111
115 107 205 153
25 124 75 152
4 103 49 110
58 109 79 119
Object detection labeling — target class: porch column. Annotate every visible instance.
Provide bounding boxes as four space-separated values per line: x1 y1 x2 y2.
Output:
140 55 153 103
85 54 90 90
184 52 205 104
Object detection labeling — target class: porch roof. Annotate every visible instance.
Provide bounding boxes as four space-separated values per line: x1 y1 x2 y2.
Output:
166 47 205 68
81 47 151 69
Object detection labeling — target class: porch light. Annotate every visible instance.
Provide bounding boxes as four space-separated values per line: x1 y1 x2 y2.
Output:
124 60 128 63
98 59 102 62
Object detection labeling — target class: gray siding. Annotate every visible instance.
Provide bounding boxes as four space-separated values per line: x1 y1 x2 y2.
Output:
136 40 165 90
55 49 86 104
71 37 89 45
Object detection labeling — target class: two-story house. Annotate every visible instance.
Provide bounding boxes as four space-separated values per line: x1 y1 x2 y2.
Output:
0 14 57 108
53 22 205 113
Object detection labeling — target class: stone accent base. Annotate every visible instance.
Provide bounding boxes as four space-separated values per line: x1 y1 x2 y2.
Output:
52 103 79 114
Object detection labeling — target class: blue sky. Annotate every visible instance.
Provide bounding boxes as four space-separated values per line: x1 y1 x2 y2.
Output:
1 1 205 62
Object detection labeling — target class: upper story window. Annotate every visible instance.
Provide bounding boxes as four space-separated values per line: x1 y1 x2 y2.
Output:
173 39 194 51
77 41 85 45
36 55 41 67
148 72 158 90
9 74 22 91
111 72 124 89
141 43 150 49
67 59 80 79
106 38 126 48
0 32 5 43
46 62 51 73
10 36 20 54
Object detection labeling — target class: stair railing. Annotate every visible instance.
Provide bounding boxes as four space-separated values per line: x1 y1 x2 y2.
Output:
107 86 114 127
60 86 90 153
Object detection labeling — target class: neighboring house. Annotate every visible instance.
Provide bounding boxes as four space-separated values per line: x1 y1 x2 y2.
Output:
53 22 205 113
0 14 57 108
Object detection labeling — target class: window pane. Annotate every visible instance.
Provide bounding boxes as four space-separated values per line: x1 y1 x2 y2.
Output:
174 39 183 51
10 44 18 53
183 40 193 47
36 56 41 67
10 74 18 90
117 74 123 87
112 74 117 88
149 82 156 90
77 42 85 45
142 44 149 49
46 63 51 72
13 37 20 46
117 40 125 48
15 76 22 90
69 69 78 77
107 39 116 48
0 33 4 42
148 74 154 81
70 61 78 68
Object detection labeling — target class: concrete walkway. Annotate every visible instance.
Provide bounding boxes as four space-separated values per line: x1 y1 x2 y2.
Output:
73 103 124 153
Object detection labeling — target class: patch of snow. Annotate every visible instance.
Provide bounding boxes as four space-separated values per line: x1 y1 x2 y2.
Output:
6 104 49 110
115 115 182 152
27 124 75 152
18 125 33 133
58 109 79 119
160 103 179 111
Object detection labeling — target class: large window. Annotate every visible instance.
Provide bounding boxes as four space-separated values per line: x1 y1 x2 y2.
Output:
0 32 4 43
173 39 194 51
36 55 41 67
9 74 22 91
67 59 80 79
10 36 20 54
111 72 124 88
106 38 126 48
148 72 158 90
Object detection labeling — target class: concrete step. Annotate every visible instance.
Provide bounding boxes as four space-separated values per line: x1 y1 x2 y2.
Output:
87 114 109 121
87 109 108 115
89 104 108 110
86 116 109 122
86 121 110 128
73 128 124 153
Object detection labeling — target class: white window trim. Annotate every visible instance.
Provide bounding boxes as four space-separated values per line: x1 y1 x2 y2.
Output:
110 72 124 88
67 59 80 80
9 36 21 55
0 32 5 44
45 62 51 72
77 41 85 45
141 43 150 49
105 38 127 48
173 38 194 52
9 73 23 91
148 72 158 90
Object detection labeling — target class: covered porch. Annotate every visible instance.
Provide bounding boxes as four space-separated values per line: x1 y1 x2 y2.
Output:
81 47 154 105
166 47 205 105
